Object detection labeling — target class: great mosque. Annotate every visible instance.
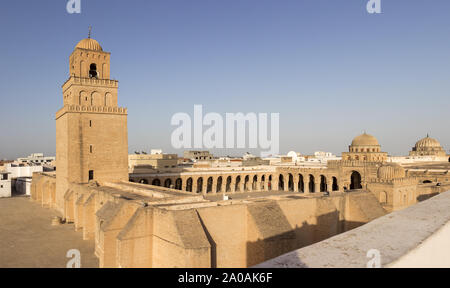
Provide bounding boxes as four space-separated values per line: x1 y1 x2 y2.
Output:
31 36 450 268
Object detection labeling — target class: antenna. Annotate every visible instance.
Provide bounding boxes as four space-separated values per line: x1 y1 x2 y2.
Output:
88 26 92 39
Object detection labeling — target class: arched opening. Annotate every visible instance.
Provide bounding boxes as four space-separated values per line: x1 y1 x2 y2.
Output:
332 177 338 191
175 178 182 190
235 176 241 192
89 63 98 78
268 175 273 191
288 174 294 191
217 177 223 193
320 175 327 192
309 175 315 193
423 180 432 184
139 179 148 185
164 178 172 188
186 178 193 192
207 177 213 193
151 179 160 186
226 176 232 192
197 178 203 193
252 175 258 191
278 174 284 191
298 174 304 193
261 175 266 190
350 171 362 190
244 175 250 191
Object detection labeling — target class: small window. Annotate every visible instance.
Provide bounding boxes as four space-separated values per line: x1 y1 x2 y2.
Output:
89 120 92 127
89 170 94 181
90 145 93 153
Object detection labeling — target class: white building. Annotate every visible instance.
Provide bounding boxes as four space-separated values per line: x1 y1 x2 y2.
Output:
5 164 43 196
6 164 43 179
17 153 55 165
0 171 11 198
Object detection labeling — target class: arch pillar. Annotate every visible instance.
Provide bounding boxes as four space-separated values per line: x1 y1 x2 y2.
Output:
327 179 333 192
282 174 288 192
293 175 299 192
230 179 236 193
315 179 321 193
212 177 217 194
239 181 245 193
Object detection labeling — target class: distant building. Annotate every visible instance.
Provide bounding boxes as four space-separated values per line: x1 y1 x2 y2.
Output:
5 164 43 196
128 153 178 169
17 153 55 165
184 151 214 161
0 171 11 198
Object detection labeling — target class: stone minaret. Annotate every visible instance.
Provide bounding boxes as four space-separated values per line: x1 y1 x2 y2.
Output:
55 34 128 212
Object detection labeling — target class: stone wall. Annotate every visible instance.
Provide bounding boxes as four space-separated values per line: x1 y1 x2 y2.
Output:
31 174 386 268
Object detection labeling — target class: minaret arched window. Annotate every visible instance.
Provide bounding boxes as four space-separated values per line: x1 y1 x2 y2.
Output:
89 63 98 78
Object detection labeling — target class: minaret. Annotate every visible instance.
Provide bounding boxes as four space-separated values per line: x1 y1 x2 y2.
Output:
55 32 128 212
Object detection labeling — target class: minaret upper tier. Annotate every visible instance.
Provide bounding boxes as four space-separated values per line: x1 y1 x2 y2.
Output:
61 37 120 108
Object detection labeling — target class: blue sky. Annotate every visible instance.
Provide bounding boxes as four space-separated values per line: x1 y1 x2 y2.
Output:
0 0 449 159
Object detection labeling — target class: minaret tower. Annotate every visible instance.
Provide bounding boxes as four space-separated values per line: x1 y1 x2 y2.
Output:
55 30 128 211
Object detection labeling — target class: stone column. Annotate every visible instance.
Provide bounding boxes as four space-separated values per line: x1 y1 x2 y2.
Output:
221 180 226 194
182 177 187 191
315 180 321 193
304 180 310 194
327 179 333 192
192 178 198 194
284 174 290 192
294 175 299 192
239 181 245 193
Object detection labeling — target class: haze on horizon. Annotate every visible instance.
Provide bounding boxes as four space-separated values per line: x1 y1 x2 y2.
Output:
0 0 449 160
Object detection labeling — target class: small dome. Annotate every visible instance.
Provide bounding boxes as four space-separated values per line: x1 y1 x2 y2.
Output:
75 38 103 51
378 163 406 180
351 133 380 147
415 136 442 149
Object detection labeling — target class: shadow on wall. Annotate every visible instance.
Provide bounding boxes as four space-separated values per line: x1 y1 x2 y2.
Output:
244 211 366 267
417 193 439 202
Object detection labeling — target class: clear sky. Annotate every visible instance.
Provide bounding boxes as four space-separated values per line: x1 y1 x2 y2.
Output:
0 0 449 159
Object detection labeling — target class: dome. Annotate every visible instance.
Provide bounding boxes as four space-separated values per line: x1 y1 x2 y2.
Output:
415 136 442 149
75 38 103 51
377 163 406 180
351 133 380 147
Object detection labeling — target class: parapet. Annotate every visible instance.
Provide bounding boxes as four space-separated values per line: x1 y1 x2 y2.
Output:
256 190 450 268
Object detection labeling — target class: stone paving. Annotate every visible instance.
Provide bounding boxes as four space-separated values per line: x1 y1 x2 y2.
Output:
0 197 98 268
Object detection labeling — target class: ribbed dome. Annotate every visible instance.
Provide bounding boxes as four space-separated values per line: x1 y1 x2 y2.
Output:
377 163 406 180
75 38 103 51
415 136 442 149
351 133 380 147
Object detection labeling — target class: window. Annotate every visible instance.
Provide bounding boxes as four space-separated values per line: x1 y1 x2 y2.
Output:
89 120 92 127
89 170 94 181
90 145 93 153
